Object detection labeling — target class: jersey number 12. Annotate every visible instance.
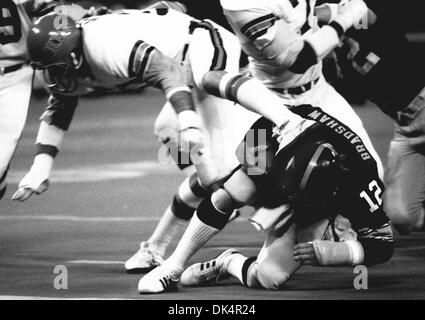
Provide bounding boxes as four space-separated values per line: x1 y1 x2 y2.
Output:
360 180 383 213
0 0 22 45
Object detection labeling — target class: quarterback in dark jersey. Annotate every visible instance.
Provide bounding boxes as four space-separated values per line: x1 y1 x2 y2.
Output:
336 0 425 234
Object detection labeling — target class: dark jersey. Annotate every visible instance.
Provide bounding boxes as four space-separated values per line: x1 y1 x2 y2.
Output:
343 0 425 120
238 105 394 266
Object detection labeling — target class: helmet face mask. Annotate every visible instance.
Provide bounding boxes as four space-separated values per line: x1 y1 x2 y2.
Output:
43 62 79 93
42 50 83 93
270 137 346 224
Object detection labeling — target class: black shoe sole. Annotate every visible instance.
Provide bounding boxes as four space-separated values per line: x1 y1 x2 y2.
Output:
126 266 157 274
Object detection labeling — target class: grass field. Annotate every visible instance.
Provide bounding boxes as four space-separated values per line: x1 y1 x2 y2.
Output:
1 88 424 300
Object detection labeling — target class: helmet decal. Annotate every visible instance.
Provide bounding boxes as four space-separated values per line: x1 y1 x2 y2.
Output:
43 33 68 57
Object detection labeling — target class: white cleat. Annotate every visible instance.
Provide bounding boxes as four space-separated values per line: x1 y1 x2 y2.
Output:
125 242 164 274
138 263 180 294
181 249 240 287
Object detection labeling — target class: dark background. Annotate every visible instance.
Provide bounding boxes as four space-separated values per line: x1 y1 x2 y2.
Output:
71 0 425 32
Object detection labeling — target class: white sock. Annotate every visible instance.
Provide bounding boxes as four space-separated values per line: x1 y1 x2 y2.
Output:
226 253 249 285
148 206 187 256
166 214 219 273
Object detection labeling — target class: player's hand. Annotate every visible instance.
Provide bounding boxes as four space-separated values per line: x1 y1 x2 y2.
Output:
180 127 205 153
397 106 425 145
178 110 205 153
12 154 54 202
274 118 318 150
12 178 49 202
293 242 319 266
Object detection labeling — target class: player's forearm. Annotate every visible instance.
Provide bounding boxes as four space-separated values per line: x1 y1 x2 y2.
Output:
202 71 302 128
357 237 394 266
28 120 66 181
144 50 198 120
312 240 365 267
313 236 394 267
35 120 65 158
29 94 78 175
357 223 394 266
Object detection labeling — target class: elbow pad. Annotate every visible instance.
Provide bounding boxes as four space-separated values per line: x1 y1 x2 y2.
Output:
313 240 365 267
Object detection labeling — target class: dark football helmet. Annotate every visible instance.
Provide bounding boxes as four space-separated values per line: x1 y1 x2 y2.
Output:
27 12 83 93
270 134 347 225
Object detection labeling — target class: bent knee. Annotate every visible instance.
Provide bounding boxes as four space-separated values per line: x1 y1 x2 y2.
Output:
387 204 424 235
255 263 291 290
391 215 423 235
223 170 257 204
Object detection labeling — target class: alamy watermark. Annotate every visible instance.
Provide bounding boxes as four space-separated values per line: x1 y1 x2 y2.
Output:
353 265 368 290
53 265 68 290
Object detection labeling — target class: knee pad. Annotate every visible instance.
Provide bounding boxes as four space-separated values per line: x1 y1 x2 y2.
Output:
177 174 210 209
222 169 257 205
389 208 423 235
197 194 233 230
171 195 196 221
385 191 424 234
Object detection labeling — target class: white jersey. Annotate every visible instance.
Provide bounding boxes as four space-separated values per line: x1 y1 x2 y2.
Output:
0 0 55 66
221 0 322 89
77 9 194 92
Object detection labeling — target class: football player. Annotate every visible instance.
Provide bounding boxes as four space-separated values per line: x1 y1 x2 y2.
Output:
137 0 390 293
0 0 63 201
179 105 394 291
12 5 295 275
328 0 425 235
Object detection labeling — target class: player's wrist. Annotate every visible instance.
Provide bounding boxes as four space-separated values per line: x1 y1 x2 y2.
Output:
19 154 54 189
32 154 54 177
168 87 197 115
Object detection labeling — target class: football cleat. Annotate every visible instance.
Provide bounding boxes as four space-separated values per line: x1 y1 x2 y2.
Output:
180 249 240 287
125 242 164 274
138 263 181 294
